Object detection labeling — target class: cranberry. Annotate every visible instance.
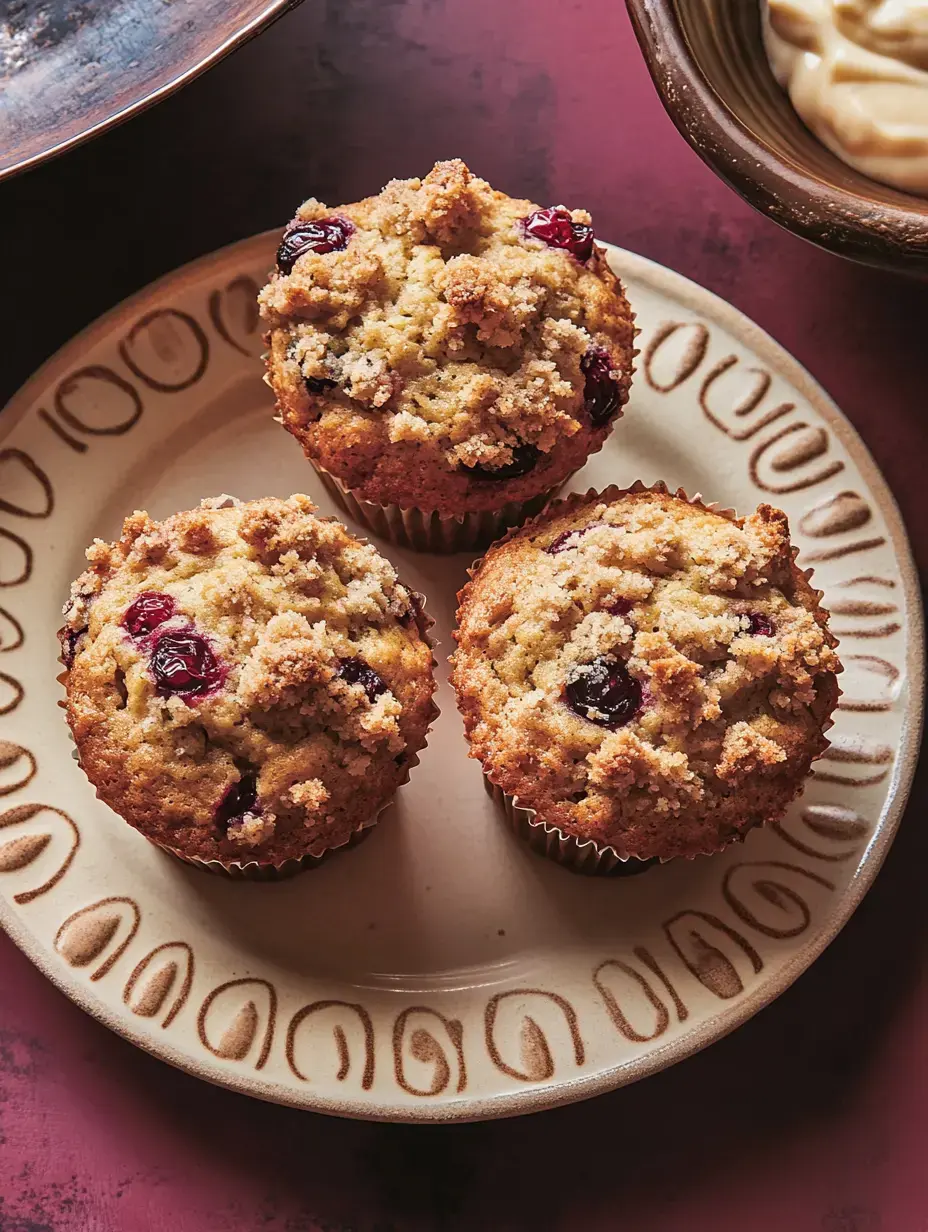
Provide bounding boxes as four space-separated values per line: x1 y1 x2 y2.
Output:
746 613 775 637
277 216 355 274
337 657 388 704
581 347 621 426
466 443 540 482
215 770 259 832
58 626 86 669
606 597 634 617
123 592 176 638
565 656 642 728
149 630 225 698
545 523 601 555
523 207 594 262
305 376 336 394
547 530 579 555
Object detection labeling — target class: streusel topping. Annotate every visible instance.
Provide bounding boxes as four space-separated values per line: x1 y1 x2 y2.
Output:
259 159 635 507
62 495 434 864
451 488 840 860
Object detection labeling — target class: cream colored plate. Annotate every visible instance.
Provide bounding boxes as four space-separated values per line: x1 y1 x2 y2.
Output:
0 234 921 1122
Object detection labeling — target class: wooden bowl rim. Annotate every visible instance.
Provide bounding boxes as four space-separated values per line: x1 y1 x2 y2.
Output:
625 0 928 273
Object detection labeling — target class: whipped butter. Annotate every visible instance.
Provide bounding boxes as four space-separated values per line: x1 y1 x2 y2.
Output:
763 0 928 195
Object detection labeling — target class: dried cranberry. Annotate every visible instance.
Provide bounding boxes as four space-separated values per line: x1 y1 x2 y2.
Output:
545 523 601 555
547 530 578 555
150 630 225 698
466 443 540 482
606 597 634 617
523 207 594 262
58 626 86 669
305 376 336 394
581 347 620 426
215 770 259 831
277 216 355 274
338 657 388 704
746 613 775 637
565 656 642 728
123 592 176 638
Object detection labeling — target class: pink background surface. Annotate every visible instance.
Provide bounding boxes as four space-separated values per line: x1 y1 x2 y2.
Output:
1 2 927 1228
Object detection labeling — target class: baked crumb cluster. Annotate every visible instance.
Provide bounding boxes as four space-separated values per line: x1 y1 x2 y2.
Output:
452 489 840 860
259 159 636 512
61 496 434 865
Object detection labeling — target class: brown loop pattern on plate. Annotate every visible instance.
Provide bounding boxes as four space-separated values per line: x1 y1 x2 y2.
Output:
663 911 762 1000
123 941 195 1028
119 309 210 393
0 803 79 903
54 896 140 980
593 958 671 1043
54 366 143 437
393 1007 466 1097
484 990 584 1083
287 1000 376 1090
208 277 261 357
197 978 277 1069
0 450 54 519
721 861 834 939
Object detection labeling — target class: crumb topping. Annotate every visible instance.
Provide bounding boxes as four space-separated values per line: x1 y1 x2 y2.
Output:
259 159 636 509
62 495 435 864
451 489 841 860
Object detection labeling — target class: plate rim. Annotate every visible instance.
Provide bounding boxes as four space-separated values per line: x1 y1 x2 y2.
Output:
0 231 922 1123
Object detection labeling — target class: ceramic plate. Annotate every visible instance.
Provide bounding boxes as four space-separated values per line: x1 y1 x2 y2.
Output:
0 235 921 1122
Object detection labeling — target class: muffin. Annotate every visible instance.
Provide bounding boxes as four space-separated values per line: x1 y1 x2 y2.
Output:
451 483 841 873
258 159 636 552
60 495 436 877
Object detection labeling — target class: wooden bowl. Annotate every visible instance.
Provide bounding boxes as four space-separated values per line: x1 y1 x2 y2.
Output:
625 0 928 274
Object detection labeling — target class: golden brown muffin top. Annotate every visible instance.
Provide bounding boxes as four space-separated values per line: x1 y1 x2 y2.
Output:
61 495 435 867
451 487 841 861
259 159 636 513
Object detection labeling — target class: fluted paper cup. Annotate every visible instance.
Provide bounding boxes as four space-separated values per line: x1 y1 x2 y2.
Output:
485 777 657 877
462 480 841 874
59 520 440 881
313 461 564 555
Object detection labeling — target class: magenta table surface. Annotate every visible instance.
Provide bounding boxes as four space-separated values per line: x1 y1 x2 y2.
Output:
1 2 927 1229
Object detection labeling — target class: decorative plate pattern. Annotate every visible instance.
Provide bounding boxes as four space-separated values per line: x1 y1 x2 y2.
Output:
0 234 921 1122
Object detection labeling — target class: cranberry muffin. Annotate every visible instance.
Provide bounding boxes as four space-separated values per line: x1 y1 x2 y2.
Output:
60 495 436 876
259 159 636 551
451 484 841 872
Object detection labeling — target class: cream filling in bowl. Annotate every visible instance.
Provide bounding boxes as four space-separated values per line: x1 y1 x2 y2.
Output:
763 0 928 195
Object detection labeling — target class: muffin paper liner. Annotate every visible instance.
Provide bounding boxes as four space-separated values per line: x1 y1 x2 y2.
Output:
58 500 441 882
62 710 432 881
163 768 404 882
484 777 657 877
461 479 842 875
312 460 564 555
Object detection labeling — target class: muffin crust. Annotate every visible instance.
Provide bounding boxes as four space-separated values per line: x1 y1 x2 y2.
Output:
259 159 636 515
61 496 435 867
451 486 841 861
